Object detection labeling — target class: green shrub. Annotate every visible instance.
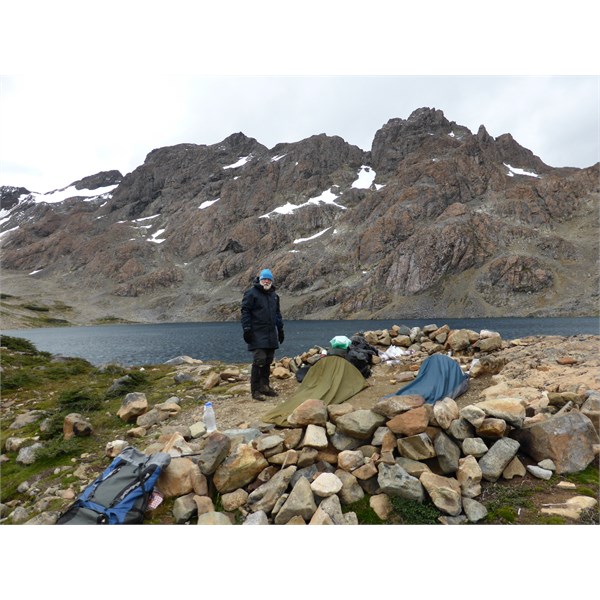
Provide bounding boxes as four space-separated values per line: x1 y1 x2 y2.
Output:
1 369 39 391
44 358 94 379
34 436 90 461
1 335 39 353
39 413 68 440
389 496 440 524
58 388 103 412
343 496 386 524
105 370 149 398
98 364 128 376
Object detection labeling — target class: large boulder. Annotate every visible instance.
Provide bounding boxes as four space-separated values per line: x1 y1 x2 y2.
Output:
511 411 599 474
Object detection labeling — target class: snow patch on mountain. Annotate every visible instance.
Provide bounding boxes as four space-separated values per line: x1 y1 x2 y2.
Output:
260 188 346 219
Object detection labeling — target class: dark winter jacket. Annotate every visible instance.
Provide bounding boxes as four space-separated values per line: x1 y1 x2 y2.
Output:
241 278 284 350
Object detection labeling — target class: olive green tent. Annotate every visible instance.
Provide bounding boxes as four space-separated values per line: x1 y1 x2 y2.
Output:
262 355 369 427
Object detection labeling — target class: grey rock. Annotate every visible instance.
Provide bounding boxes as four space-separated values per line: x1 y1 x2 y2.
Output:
16 443 44 465
274 477 317 524
312 494 347 525
439 514 469 525
243 510 269 525
164 356 199 365
25 511 60 525
527 465 553 480
512 411 599 474
462 497 488 523
420 471 462 516
397 432 436 461
434 431 461 474
447 417 475 441
478 438 520 482
197 511 232 525
10 506 30 523
9 411 45 430
395 456 431 477
336 410 387 440
335 469 365 505
222 428 262 444
290 464 320 488
377 463 424 502
174 372 199 384
461 437 489 457
173 493 198 523
197 432 231 475
247 466 297 514
330 431 363 451
538 458 556 471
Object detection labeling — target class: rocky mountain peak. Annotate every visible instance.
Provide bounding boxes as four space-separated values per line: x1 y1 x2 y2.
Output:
476 124 493 143
216 131 266 154
407 106 449 127
1 107 598 327
370 107 458 171
0 186 30 210
71 170 123 190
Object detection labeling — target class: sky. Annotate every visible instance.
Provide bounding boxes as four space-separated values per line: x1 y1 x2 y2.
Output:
1 2 599 194
1 75 598 193
1 0 598 593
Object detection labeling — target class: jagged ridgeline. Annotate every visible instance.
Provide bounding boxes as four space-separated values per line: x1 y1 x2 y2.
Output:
1 107 598 327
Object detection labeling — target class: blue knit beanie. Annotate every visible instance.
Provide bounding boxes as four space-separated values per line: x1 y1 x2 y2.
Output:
259 269 273 281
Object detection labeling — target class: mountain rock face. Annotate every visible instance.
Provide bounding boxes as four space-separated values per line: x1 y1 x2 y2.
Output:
1 108 598 326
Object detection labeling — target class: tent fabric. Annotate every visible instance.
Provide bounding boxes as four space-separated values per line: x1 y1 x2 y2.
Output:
262 356 369 427
390 353 469 404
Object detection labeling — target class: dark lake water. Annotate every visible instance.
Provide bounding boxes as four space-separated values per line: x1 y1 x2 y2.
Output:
2 317 598 367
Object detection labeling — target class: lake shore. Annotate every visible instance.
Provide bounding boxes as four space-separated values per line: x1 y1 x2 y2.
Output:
2 317 599 366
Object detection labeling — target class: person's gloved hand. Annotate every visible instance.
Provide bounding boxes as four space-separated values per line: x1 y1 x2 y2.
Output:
243 329 252 344
278 329 285 344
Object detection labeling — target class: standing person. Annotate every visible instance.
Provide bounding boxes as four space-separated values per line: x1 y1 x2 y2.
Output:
241 268 285 401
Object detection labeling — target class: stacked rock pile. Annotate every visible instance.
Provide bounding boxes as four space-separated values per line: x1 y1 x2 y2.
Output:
274 323 505 379
136 323 597 524
139 372 598 525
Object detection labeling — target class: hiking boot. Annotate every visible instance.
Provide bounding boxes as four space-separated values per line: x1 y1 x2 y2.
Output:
252 390 267 401
259 385 278 397
259 364 278 396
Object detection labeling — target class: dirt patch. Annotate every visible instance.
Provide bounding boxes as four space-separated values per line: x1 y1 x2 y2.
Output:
199 362 498 432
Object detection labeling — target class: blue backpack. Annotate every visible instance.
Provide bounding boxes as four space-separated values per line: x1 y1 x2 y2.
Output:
57 446 171 525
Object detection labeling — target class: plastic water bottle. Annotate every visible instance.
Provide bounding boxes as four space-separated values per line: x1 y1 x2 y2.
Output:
468 358 480 375
203 401 217 433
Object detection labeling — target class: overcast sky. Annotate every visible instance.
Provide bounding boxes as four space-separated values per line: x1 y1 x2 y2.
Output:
2 75 597 194
1 2 598 194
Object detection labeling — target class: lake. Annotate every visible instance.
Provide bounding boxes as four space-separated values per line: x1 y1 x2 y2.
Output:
2 317 598 367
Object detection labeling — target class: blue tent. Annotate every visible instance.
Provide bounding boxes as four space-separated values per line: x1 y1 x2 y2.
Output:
390 353 469 404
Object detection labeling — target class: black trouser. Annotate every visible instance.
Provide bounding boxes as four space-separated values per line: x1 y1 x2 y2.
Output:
251 348 275 393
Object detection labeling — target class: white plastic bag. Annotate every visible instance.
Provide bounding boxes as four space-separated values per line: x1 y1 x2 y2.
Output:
379 346 411 361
